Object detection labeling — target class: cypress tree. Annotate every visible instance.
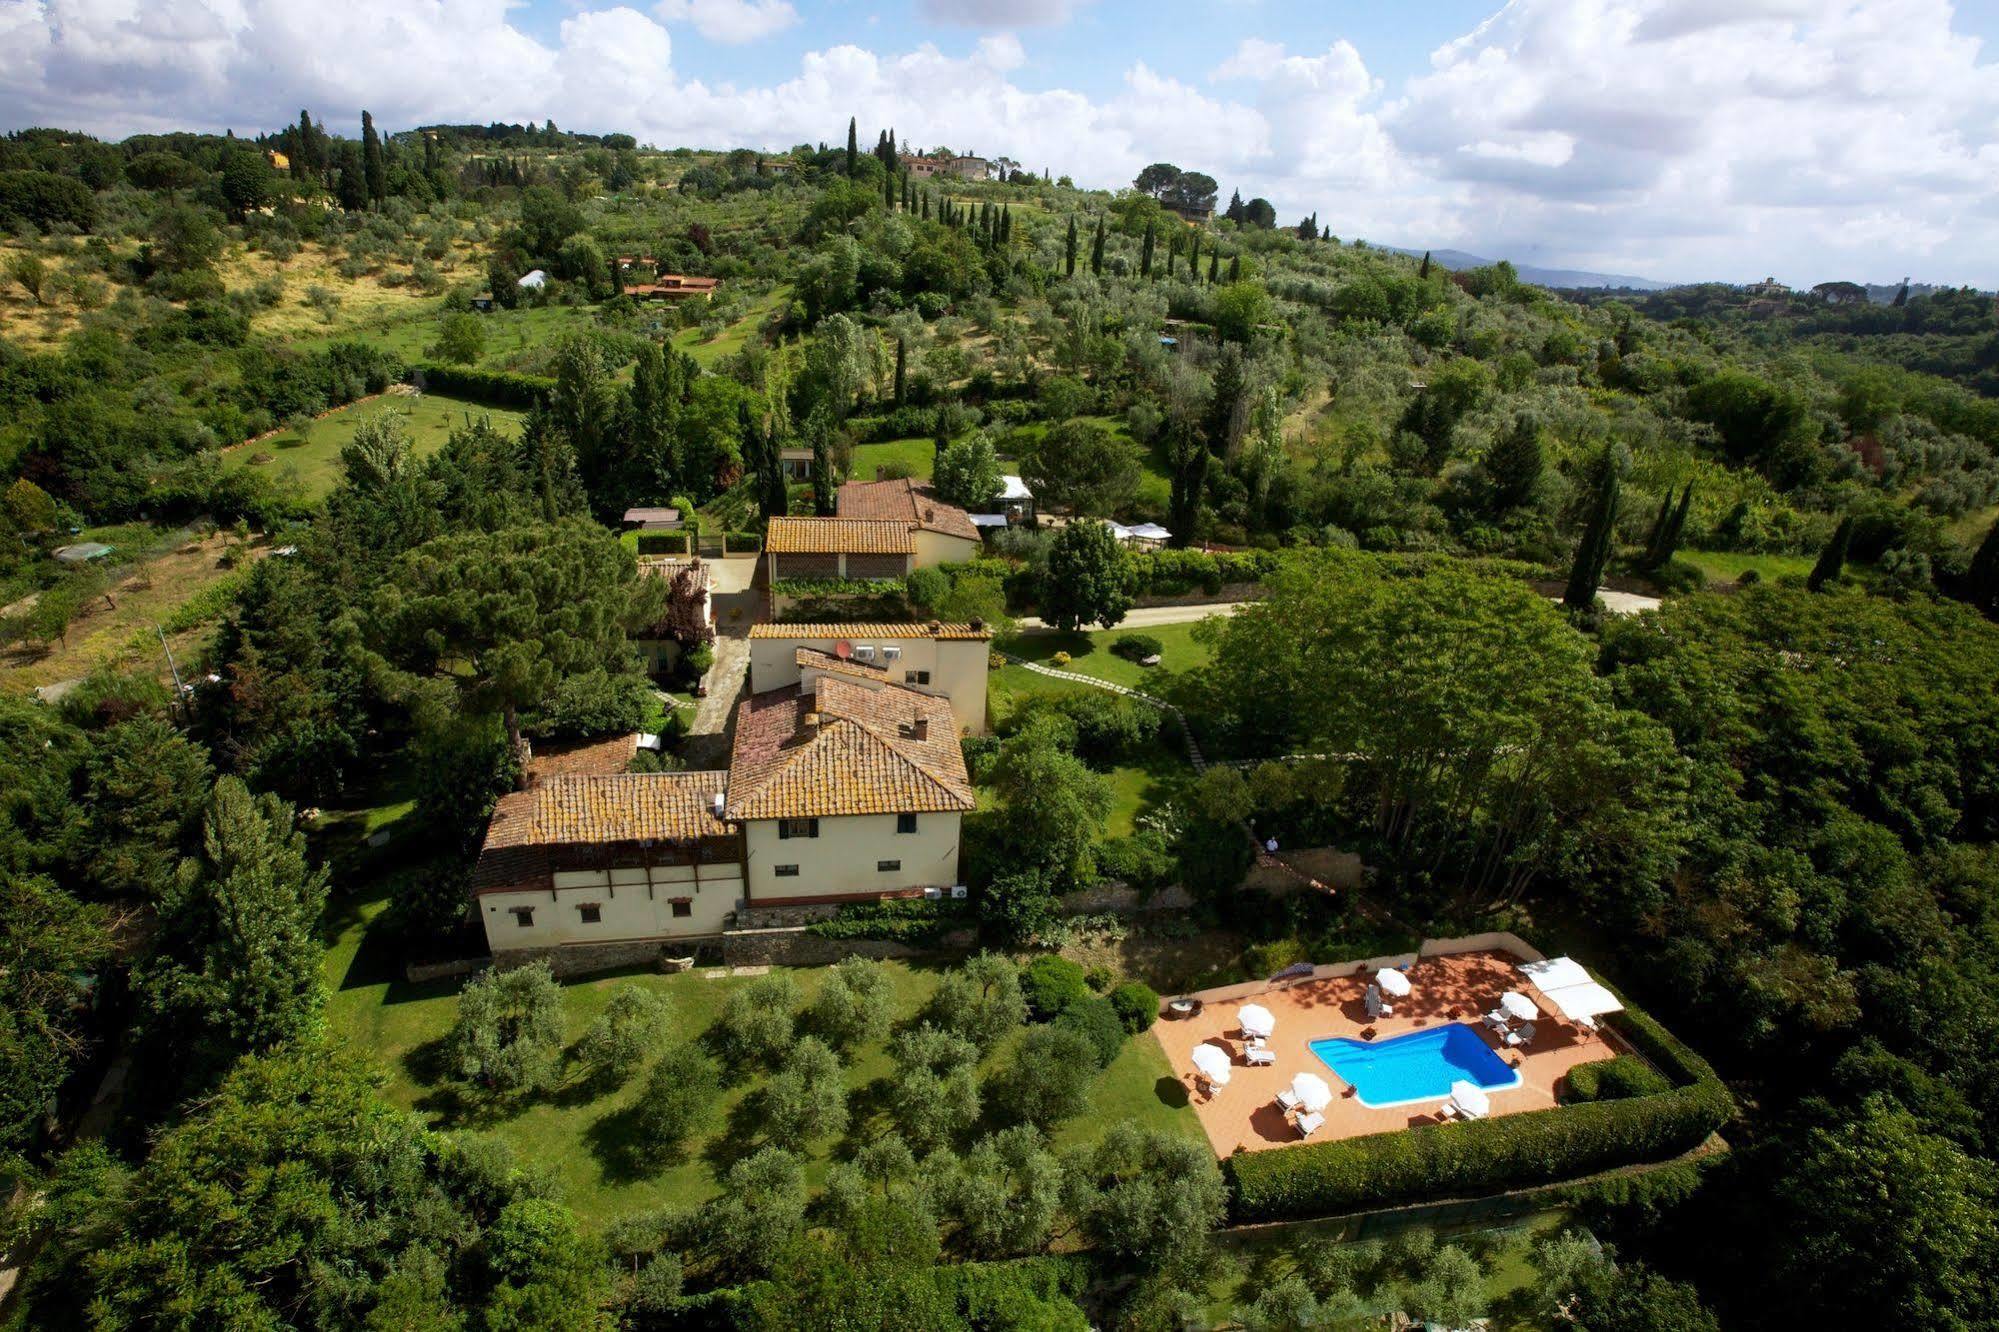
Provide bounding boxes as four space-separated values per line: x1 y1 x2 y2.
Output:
847 117 858 175
1167 239 1176 277
1641 491 1673 565
1189 230 1201 276
1965 516 1999 615
884 171 894 209
1207 249 1219 283
1321 224 1330 241
1661 482 1693 566
1485 413 1545 513
1228 254 1241 282
1000 204 1011 244
1225 189 1245 224
921 190 930 220
361 109 386 205
1419 250 1432 279
1140 219 1155 277
1090 218 1106 276
893 338 907 408
1064 216 1078 277
1808 516 1854 591
1563 445 1623 611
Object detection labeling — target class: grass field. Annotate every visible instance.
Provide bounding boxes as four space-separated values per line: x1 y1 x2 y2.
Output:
319 884 1200 1230
1680 549 1818 586
998 619 1217 689
671 286 788 367
226 391 526 499
851 436 939 481
1949 503 1997 550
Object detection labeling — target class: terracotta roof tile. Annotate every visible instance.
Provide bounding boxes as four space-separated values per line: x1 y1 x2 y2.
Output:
765 517 914 555
748 622 992 641
837 478 981 542
526 734 640 782
723 679 973 821
796 646 890 681
482 772 731 850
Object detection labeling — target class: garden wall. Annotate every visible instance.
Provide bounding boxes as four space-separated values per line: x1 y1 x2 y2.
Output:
1055 883 1194 915
489 939 707 979
719 924 971 968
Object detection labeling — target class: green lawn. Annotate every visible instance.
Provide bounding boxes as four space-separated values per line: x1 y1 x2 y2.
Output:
1001 416 1173 515
319 887 1200 1230
671 286 788 367
1680 549 1817 586
999 619 1218 689
227 392 526 499
1948 503 1997 549
852 436 938 481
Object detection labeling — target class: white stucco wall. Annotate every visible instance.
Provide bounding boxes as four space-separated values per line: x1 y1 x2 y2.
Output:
477 860 742 954
913 530 982 569
742 812 962 902
749 633 990 734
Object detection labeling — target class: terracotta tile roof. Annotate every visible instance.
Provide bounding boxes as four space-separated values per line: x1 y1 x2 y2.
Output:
796 646 889 681
749 622 993 641
837 478 981 542
526 734 640 782
723 678 973 821
765 517 914 555
483 773 731 850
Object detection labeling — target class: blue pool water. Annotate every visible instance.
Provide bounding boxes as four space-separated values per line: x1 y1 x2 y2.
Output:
1309 1023 1522 1109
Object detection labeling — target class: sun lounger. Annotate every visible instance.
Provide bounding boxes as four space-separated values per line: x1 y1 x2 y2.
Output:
1295 1111 1325 1138
1504 1022 1537 1048
1277 1089 1300 1111
1438 1102 1460 1121
1483 1011 1511 1034
1245 1046 1276 1066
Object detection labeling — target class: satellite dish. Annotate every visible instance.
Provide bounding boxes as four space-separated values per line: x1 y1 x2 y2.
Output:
834 640 852 660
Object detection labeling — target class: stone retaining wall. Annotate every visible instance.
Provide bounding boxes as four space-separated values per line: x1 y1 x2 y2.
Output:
719 925 974 967
1055 882 1194 915
491 938 714 979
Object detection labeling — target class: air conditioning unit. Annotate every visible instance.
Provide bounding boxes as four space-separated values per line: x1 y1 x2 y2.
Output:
922 886 944 900
883 646 903 662
950 884 968 900
854 645 877 662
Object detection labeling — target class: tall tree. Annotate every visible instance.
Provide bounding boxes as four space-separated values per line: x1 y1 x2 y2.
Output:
1809 515 1855 592
1483 413 1546 515
1563 444 1623 611
892 337 907 407
1038 519 1135 633
361 109 386 205
1225 189 1245 224
1140 219 1156 277
1641 482 1693 571
1089 218 1106 276
846 117 858 175
1064 216 1078 277
1419 249 1432 278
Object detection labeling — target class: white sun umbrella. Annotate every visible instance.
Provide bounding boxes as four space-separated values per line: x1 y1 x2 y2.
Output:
1540 980 1624 1023
1499 990 1540 1022
1190 1043 1233 1087
1375 968 1412 998
1291 1072 1334 1114
1517 956 1592 992
1449 1080 1491 1119
1237 1004 1276 1039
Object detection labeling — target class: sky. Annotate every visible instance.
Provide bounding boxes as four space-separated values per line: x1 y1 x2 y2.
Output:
4 0 1997 287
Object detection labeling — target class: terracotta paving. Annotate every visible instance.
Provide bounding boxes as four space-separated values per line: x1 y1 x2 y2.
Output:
1149 950 1622 1156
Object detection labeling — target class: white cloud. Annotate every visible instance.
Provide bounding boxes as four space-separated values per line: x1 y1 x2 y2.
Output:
652 0 797 44
917 0 1078 28
1 0 1994 284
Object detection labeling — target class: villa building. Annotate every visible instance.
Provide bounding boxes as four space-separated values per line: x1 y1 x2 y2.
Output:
762 479 983 583
747 620 993 734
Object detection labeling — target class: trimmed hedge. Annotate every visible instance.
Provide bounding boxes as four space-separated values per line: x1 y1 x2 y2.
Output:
1225 987 1732 1223
806 898 970 945
1565 1055 1671 1103
412 362 555 408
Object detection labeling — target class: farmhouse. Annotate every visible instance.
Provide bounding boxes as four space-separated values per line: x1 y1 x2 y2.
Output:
747 620 993 734
762 479 982 583
625 274 719 302
470 660 981 963
633 556 714 674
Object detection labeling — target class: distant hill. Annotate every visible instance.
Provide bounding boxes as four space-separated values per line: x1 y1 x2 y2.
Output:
1387 246 1674 292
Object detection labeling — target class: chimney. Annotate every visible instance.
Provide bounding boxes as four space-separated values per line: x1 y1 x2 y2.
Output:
901 718 929 742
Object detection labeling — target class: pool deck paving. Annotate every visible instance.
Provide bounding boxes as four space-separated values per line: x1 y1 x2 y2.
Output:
1150 949 1620 1156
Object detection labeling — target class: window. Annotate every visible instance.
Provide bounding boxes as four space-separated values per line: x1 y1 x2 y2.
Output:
670 900 692 918
774 864 800 878
897 813 918 834
578 904 601 924
779 817 819 840
877 860 902 873
509 906 535 927
904 669 931 685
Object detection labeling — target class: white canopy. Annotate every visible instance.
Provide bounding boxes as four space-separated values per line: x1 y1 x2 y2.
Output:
1237 1004 1276 1039
1125 522 1172 541
968 513 1009 528
1538 980 1624 1023
1499 991 1540 1022
1449 1080 1491 1118
1291 1072 1334 1113
1517 956 1592 991
1375 968 1412 998
998 474 1033 500
1191 1044 1233 1085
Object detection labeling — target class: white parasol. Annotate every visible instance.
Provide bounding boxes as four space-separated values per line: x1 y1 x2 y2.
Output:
1190 1044 1232 1087
1499 991 1540 1022
1375 968 1412 998
1517 956 1592 991
1539 980 1624 1023
1449 1080 1491 1119
1290 1072 1334 1113
1237 1004 1276 1039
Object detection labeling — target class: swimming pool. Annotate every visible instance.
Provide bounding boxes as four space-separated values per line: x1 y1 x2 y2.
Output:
1309 1023 1522 1109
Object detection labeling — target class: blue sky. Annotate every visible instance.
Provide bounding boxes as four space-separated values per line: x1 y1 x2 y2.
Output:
5 0 1997 285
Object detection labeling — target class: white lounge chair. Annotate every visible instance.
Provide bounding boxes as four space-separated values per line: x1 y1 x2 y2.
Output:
1505 1022 1537 1048
1438 1102 1460 1121
1276 1088 1300 1111
1295 1111 1325 1138
1245 1046 1276 1067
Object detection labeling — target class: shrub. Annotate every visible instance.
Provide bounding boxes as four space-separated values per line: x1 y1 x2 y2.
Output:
905 565 950 609
986 1026 1096 1128
1096 827 1177 891
449 963 565 1093
636 1043 719 1155
570 986 670 1091
1108 981 1161 1034
1054 996 1126 1068
1052 691 1162 765
808 897 969 945
1084 965 1115 993
1110 633 1163 663
713 973 800 1068
1565 1056 1672 1103
1225 996 1732 1222
414 361 553 408
1020 955 1091 1020
1050 651 1071 667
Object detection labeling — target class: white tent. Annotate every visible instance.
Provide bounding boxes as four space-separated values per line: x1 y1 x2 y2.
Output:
1449 1080 1491 1119
1517 956 1592 991
1290 1072 1334 1113
1125 522 1172 542
1376 968 1412 998
1499 991 1540 1022
1237 1004 1276 1039
1538 980 1624 1023
1191 1044 1232 1087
